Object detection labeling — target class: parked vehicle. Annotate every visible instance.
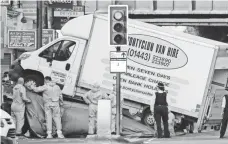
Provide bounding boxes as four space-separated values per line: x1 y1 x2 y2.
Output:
8 14 228 132
0 109 15 144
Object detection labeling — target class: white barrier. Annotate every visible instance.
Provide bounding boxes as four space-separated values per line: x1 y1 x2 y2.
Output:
97 100 112 137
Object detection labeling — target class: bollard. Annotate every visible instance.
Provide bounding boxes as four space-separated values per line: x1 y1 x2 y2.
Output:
97 100 112 137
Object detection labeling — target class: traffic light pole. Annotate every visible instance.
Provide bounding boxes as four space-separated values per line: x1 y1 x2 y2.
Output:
116 46 121 135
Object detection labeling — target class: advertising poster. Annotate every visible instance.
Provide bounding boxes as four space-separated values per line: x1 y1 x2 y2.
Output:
42 29 55 46
8 30 36 50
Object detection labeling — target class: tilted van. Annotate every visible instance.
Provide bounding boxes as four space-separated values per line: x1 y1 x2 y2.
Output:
9 14 228 132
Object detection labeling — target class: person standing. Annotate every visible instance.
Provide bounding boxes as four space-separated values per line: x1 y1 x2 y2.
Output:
11 77 31 136
153 82 170 138
83 83 106 135
220 94 228 138
31 76 64 139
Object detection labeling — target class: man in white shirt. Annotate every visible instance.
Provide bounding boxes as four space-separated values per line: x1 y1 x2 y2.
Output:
220 95 228 138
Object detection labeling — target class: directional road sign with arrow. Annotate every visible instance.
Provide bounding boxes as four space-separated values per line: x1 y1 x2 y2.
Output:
110 51 127 73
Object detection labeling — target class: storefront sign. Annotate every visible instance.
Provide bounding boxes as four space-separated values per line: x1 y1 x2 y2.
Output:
52 17 74 29
1 21 4 58
0 0 10 5
8 30 36 50
21 1 37 19
49 0 73 9
1 7 7 51
54 6 84 17
42 29 55 46
1 21 4 46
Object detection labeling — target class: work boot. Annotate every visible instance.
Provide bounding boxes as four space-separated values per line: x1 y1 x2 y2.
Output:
57 131 65 139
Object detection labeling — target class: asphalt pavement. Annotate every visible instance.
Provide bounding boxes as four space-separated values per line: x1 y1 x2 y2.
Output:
16 131 228 144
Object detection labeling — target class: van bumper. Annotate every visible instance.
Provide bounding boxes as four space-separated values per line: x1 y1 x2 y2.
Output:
8 60 24 82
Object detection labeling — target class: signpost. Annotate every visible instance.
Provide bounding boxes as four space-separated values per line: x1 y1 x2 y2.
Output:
8 30 36 50
109 5 128 136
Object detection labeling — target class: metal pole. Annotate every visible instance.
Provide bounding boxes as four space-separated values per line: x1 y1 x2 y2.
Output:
37 1 43 49
116 46 121 135
116 73 121 135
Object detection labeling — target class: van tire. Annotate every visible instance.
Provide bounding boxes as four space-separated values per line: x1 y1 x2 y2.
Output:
24 75 43 87
142 109 155 127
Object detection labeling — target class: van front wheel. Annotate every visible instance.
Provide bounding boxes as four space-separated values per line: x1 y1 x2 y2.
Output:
24 75 43 89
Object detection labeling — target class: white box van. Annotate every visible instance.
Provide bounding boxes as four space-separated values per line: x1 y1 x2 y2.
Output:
9 14 228 132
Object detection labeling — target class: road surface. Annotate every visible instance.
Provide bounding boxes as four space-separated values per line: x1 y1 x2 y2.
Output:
17 131 228 144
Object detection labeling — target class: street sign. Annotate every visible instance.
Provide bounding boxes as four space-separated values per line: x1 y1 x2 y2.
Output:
110 51 127 73
49 0 73 9
0 0 10 5
42 29 55 46
8 30 36 50
52 17 74 29
54 6 84 17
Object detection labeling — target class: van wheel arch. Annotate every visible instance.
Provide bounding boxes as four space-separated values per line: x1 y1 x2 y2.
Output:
23 70 44 87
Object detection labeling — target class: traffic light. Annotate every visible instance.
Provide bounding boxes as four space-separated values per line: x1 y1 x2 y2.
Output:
109 5 128 46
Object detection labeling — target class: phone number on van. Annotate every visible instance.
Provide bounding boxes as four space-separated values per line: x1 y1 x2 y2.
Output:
127 48 172 68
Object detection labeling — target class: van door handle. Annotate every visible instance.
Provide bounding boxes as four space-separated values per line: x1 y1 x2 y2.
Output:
66 63 70 71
